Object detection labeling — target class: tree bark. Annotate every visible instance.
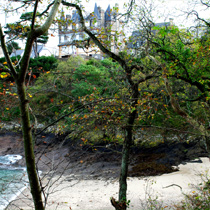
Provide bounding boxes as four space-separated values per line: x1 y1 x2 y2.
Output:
0 1 61 209
17 83 44 209
118 127 133 209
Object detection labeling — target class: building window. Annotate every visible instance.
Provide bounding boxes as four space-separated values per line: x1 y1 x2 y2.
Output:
61 36 64 43
90 19 93 27
85 20 89 27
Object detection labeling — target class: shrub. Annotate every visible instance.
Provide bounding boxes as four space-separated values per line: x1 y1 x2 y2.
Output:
29 55 58 73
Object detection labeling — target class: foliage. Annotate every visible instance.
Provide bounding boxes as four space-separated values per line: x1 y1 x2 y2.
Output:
0 55 21 64
0 80 19 122
71 62 118 98
4 12 49 44
29 56 58 73
6 41 21 55
147 23 210 138
0 56 58 92
175 176 210 210
2 1 210 209
28 57 119 125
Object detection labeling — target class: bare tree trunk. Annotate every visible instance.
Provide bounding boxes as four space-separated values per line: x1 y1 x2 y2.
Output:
118 127 133 210
17 83 44 209
0 1 61 209
111 90 138 210
111 113 136 210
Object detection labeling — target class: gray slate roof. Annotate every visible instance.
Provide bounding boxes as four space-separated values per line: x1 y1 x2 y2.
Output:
128 21 171 49
10 45 45 58
72 10 81 23
93 3 101 20
71 3 115 23
10 49 24 57
105 5 111 22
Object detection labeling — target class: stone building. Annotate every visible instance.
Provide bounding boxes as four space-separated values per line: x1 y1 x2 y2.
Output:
58 3 123 58
128 18 174 54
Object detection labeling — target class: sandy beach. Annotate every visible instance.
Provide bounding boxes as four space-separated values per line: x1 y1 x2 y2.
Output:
7 157 210 210
1 132 210 210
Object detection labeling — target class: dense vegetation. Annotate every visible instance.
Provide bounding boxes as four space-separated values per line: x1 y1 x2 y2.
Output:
1 0 210 209
1 24 210 146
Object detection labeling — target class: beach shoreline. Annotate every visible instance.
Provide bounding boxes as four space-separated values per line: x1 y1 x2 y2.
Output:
7 157 210 210
1 131 210 209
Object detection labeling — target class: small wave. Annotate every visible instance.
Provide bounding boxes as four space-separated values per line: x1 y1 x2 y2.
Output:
0 171 28 210
0 155 22 165
0 165 26 171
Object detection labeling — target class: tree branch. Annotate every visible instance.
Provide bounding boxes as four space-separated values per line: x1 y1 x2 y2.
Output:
39 1 55 17
36 98 110 135
172 74 207 94
61 1 128 70
0 25 18 79
137 73 160 85
5 1 30 13
35 0 61 37
200 0 210 8
19 0 61 82
31 0 39 30
163 65 209 138
191 10 210 27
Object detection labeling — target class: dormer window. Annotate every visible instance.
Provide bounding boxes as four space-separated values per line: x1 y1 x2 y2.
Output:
90 19 93 27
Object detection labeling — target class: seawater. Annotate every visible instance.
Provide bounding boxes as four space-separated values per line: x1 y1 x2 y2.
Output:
0 155 28 210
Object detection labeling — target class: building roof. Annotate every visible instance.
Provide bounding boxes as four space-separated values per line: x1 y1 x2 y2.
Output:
86 3 101 21
105 5 111 22
63 3 117 24
10 49 24 57
93 3 101 20
154 22 170 28
128 21 172 49
72 10 81 23
10 45 50 58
